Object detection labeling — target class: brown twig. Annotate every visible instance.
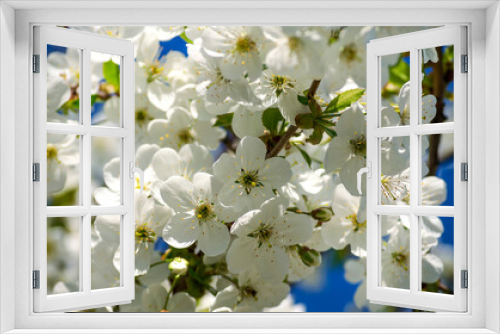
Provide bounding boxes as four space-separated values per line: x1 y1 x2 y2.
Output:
428 47 447 176
265 79 321 159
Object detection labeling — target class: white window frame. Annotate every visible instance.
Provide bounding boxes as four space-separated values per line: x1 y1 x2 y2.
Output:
0 1 499 333
365 26 467 312
33 26 136 312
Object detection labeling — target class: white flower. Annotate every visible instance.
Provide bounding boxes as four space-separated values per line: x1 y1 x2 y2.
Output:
381 225 443 289
324 102 367 195
46 75 71 120
156 26 184 41
423 47 439 63
202 26 263 81
263 26 326 81
213 136 292 211
104 69 168 144
344 258 384 311
211 269 290 311
161 172 238 256
321 183 368 257
135 33 176 112
46 133 79 194
226 197 313 282
94 192 173 275
230 103 266 139
264 294 306 312
189 39 256 104
147 106 225 150
150 143 213 182
253 69 307 125
321 27 370 91
382 81 437 126
48 47 102 95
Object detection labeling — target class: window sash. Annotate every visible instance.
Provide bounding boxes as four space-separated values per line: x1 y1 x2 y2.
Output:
366 25 468 312
32 26 136 313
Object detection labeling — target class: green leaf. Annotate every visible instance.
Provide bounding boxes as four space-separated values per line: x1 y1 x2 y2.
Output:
325 88 365 113
295 113 315 130
308 125 323 145
388 57 410 86
297 95 309 106
262 107 284 135
180 31 194 44
214 113 234 127
308 100 322 117
294 144 312 168
322 126 337 139
103 60 120 90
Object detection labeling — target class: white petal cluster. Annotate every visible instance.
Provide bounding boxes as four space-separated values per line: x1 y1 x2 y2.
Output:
46 26 451 313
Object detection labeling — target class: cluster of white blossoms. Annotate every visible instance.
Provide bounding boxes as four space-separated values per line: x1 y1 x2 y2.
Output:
46 26 452 312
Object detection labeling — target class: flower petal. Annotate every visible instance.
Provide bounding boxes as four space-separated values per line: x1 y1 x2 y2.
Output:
162 212 199 249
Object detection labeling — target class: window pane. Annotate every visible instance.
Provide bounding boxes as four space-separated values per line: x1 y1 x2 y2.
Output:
421 216 453 295
380 216 410 290
91 215 121 290
47 45 81 124
420 46 454 125
91 52 121 127
91 137 121 206
47 216 80 294
380 52 410 127
420 134 454 206
380 136 410 205
47 133 81 206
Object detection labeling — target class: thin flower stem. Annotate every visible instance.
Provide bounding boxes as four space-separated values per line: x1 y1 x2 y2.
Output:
265 79 321 159
163 274 180 310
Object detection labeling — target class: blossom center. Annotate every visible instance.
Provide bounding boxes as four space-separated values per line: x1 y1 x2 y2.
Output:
146 61 165 83
47 144 59 161
349 134 366 156
135 224 156 245
195 202 215 222
391 251 409 271
288 37 302 52
267 74 295 96
340 43 360 64
347 213 366 233
248 223 273 248
241 286 258 301
236 169 263 194
136 108 153 127
233 36 257 55
177 128 195 145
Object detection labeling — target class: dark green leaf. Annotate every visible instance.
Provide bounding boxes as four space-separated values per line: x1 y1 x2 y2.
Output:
262 107 284 135
308 125 323 145
294 144 312 168
308 100 322 117
295 113 315 130
325 88 365 113
103 60 120 90
388 57 410 86
297 95 309 106
180 31 194 44
322 126 337 139
315 118 335 128
214 113 234 127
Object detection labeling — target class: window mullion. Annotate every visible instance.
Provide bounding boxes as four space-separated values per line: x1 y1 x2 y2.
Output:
409 47 421 294
81 47 92 294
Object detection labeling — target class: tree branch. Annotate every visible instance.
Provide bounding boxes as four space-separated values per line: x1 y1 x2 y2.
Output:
265 79 321 159
428 47 447 176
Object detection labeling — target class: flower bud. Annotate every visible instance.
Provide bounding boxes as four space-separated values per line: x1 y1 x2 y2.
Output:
311 207 334 222
295 113 315 130
298 247 321 267
169 257 189 275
